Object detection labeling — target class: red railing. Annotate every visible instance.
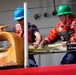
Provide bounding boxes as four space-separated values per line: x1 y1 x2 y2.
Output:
0 64 76 75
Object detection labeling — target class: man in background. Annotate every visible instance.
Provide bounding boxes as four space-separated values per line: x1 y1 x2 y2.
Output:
40 4 76 64
13 7 42 67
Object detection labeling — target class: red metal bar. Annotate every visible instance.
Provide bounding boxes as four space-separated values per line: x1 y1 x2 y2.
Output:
0 64 76 75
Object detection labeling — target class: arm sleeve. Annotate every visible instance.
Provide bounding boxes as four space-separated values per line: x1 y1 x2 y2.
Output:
32 25 39 34
46 27 59 43
69 21 76 42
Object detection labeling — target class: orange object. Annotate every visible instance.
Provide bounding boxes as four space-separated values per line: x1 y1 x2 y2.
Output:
0 25 24 67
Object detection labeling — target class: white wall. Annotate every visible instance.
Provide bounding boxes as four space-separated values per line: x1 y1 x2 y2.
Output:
0 0 76 67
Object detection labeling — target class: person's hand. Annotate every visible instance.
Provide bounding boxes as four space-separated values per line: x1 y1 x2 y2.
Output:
62 41 67 47
39 40 47 47
32 42 39 48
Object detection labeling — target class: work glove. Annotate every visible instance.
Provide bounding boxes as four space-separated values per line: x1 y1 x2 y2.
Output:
39 40 48 47
32 42 39 48
62 40 76 51
62 41 67 47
